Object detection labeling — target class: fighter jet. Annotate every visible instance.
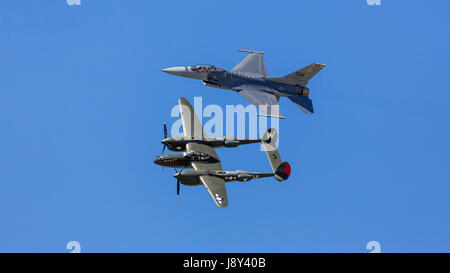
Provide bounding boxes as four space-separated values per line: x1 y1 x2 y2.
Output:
162 49 326 118
154 98 290 207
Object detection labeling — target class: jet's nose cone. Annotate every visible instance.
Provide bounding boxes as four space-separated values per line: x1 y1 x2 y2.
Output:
161 66 187 75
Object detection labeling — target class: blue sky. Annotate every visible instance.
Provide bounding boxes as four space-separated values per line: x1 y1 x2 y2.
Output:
0 0 449 252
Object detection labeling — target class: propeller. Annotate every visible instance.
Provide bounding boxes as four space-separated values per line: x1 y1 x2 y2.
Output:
161 122 167 155
164 122 167 138
175 169 180 197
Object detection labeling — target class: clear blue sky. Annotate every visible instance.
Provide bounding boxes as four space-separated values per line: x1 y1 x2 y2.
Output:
0 0 449 252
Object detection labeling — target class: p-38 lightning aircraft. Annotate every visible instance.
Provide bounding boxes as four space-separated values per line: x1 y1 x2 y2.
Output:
154 97 291 207
162 49 325 118
159 98 262 154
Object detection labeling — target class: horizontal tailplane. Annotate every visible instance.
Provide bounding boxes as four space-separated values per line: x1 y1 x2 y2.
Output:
287 95 314 114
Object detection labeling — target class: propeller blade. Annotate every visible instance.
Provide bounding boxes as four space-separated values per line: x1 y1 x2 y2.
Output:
177 180 180 197
163 122 167 139
161 144 166 155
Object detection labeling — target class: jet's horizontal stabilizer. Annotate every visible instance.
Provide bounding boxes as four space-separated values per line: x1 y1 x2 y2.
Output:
287 95 314 114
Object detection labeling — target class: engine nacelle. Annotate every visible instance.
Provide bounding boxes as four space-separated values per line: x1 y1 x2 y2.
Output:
224 140 239 147
237 174 254 182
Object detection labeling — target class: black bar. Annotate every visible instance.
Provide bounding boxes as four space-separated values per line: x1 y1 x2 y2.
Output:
0 253 448 272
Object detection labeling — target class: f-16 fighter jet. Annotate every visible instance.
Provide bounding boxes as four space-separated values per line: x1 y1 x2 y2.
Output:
162 49 325 118
154 98 290 207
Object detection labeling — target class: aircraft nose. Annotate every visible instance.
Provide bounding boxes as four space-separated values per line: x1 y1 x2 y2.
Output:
173 172 180 179
161 66 187 75
153 157 162 165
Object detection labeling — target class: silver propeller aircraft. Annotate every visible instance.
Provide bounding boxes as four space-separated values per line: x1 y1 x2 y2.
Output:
159 97 262 154
160 122 261 154
154 97 290 207
162 49 325 118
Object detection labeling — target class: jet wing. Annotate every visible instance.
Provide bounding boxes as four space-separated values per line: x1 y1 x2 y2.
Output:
179 97 208 139
199 175 228 208
186 142 227 207
237 85 284 118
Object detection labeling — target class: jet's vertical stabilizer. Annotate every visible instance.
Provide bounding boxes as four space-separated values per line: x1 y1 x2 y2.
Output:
284 63 326 86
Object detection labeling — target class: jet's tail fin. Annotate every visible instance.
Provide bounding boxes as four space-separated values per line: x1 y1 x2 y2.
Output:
261 128 290 181
284 63 326 86
267 63 325 86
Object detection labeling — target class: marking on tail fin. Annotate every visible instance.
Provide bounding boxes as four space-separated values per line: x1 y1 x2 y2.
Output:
284 63 326 86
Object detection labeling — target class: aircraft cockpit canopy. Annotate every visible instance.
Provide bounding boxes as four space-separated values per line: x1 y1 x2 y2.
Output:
191 64 224 73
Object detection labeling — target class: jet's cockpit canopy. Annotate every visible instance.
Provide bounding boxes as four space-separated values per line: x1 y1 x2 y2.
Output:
191 64 224 73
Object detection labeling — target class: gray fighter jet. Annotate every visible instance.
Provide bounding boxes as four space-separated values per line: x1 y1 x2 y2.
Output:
154 97 290 207
162 49 325 118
